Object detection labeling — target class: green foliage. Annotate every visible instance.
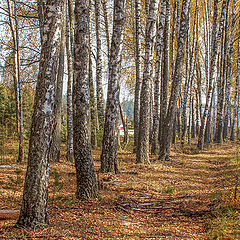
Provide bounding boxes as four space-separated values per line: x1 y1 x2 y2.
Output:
163 185 177 195
0 83 17 137
207 206 240 240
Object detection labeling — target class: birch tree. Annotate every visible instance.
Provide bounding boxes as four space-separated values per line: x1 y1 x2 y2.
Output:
159 0 191 160
49 0 66 162
95 0 105 129
136 0 159 164
133 0 141 152
73 0 98 199
17 0 65 227
100 0 126 173
66 0 74 162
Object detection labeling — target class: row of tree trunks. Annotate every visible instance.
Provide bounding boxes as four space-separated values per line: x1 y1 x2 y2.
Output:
198 0 226 148
159 0 191 160
151 0 166 155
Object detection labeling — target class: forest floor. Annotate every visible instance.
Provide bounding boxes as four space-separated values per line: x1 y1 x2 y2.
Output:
0 141 240 239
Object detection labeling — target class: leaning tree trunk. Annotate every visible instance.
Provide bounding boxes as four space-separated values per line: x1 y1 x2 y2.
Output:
73 0 98 199
16 0 65 227
159 0 191 160
50 1 66 162
95 0 105 130
100 0 126 173
133 0 142 152
65 0 74 162
136 0 159 164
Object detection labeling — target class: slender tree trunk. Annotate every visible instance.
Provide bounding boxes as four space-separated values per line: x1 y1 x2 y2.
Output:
66 0 74 162
191 97 196 138
223 0 235 140
95 0 105 129
136 0 159 164
89 24 98 149
119 104 128 144
159 0 191 160
133 0 141 152
16 0 65 227
73 0 98 199
100 0 126 173
159 0 170 152
14 0 24 163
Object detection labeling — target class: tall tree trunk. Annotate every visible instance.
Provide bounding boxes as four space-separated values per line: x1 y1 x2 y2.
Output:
95 0 105 129
89 22 98 149
7 0 24 163
223 0 235 140
151 0 166 155
16 0 65 227
66 0 74 162
231 19 240 141
136 0 159 164
159 0 191 160
50 1 66 162
133 0 141 152
14 0 24 163
159 0 170 152
73 0 98 199
100 0 126 173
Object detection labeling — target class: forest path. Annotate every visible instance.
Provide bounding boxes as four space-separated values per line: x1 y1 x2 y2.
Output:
0 142 236 239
